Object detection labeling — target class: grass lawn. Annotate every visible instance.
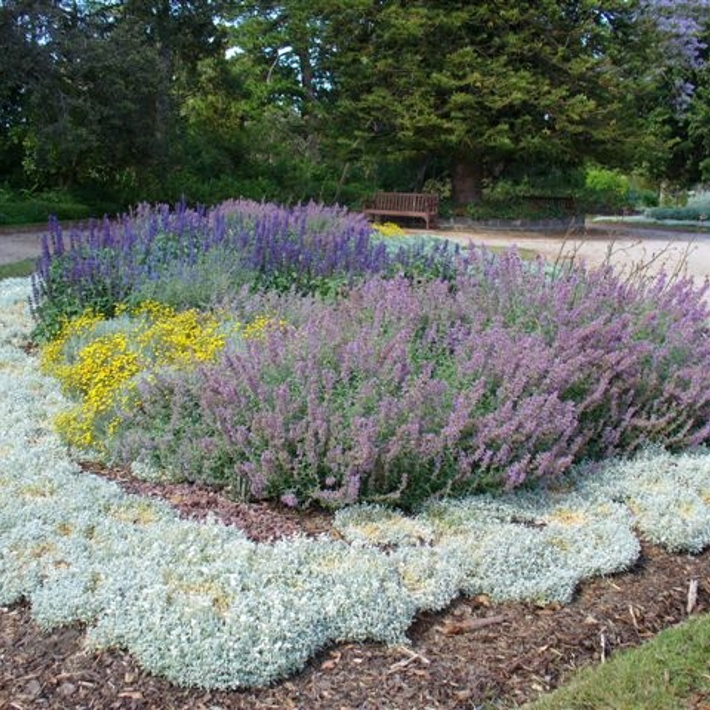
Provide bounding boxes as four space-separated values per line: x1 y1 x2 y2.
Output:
523 612 710 710
0 258 36 280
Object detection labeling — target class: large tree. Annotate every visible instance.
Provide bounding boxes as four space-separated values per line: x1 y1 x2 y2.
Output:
636 0 710 185
0 0 58 185
3 0 708 207
225 0 348 201
0 0 230 198
322 1 654 205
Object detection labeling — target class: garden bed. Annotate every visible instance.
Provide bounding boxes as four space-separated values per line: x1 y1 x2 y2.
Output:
2 532 708 709
3 200 710 705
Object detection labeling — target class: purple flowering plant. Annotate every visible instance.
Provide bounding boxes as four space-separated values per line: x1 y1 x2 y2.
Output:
110 246 710 509
30 200 460 341
642 0 710 110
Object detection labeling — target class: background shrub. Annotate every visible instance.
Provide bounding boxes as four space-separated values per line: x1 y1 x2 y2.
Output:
0 188 97 225
579 168 633 214
645 192 710 222
644 208 710 222
466 183 577 221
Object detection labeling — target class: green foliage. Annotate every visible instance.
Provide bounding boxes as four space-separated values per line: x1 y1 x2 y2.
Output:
463 167 649 218
0 188 94 225
465 177 579 220
524 613 710 710
0 0 707 212
646 193 710 221
324 2 653 204
0 0 231 205
689 76 710 182
629 187 659 208
645 205 710 221
0 258 36 280
580 167 633 214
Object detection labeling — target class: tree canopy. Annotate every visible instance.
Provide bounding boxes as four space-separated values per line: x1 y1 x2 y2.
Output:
0 0 708 210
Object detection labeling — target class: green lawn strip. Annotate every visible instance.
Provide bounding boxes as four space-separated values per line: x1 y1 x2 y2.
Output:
0 258 36 280
522 612 710 710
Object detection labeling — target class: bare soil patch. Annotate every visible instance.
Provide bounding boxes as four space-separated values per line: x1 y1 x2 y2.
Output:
2 464 710 710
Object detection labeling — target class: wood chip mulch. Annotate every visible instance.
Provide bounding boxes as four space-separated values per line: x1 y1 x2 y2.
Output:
2 463 710 710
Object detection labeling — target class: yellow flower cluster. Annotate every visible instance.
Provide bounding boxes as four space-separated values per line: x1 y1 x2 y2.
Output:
372 222 407 238
40 310 104 378
41 302 289 453
52 332 140 450
241 314 288 340
40 301 232 453
134 307 227 366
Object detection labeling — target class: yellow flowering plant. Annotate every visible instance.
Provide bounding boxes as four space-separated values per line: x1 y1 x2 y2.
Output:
372 222 407 238
40 301 283 454
241 314 288 340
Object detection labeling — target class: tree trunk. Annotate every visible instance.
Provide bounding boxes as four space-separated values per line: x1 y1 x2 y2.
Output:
332 161 350 204
451 156 484 207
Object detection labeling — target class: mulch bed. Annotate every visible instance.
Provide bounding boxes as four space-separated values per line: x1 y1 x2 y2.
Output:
2 464 710 710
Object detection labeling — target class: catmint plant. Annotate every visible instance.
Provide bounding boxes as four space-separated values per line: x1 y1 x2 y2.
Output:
111 249 710 509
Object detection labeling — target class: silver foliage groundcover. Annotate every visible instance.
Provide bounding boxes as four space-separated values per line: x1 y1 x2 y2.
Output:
2 277 710 689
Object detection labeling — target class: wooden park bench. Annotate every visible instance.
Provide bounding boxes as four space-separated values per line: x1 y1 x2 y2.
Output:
363 192 439 230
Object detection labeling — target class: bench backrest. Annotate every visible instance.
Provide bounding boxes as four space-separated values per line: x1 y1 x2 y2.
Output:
372 192 439 213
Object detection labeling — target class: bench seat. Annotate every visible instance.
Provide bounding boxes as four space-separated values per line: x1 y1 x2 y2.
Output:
363 192 439 230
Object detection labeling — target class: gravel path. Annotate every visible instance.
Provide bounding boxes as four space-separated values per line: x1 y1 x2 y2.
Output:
2 221 709 282
0 225 45 266
429 223 710 282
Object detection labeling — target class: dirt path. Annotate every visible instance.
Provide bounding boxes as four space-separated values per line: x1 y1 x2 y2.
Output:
2 222 710 283
0 224 45 266
424 223 710 282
